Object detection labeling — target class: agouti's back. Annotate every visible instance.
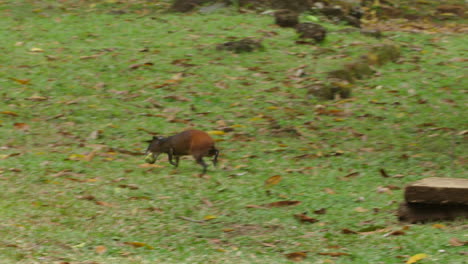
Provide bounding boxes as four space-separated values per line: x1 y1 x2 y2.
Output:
169 130 215 156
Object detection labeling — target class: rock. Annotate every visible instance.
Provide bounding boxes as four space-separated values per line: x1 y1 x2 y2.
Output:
295 22 327 43
317 5 361 27
360 29 383 38
170 0 216 12
436 5 466 18
398 202 468 223
363 44 400 66
398 177 468 223
216 38 264 53
405 177 468 205
274 9 299 28
307 82 352 100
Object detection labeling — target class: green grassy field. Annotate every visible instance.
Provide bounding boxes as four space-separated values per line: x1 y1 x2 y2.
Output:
0 1 467 263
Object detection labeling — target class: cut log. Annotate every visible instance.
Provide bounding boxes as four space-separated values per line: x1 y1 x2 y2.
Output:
405 177 468 205
398 202 468 223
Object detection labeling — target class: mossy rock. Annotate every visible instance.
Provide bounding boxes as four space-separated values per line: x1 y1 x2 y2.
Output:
307 82 352 100
296 22 327 43
216 38 264 53
364 44 401 66
274 9 299 28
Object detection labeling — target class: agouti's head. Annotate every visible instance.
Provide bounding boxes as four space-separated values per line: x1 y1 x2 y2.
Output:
144 136 166 163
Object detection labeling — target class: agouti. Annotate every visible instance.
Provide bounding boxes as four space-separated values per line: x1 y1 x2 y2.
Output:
145 129 219 174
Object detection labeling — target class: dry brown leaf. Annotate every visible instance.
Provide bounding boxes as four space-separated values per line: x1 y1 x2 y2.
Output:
95 245 107 254
13 123 30 131
1 111 19 116
9 78 31 85
129 62 154 70
77 195 96 201
264 175 282 187
285 252 307 262
314 208 327 215
449 237 468 247
341 228 358 234
294 213 319 223
26 95 48 101
344 172 360 178
388 230 406 236
118 184 139 190
263 200 301 208
246 204 266 209
354 207 368 213
95 201 113 207
88 130 102 140
379 168 390 177
163 95 191 102
84 150 97 162
324 188 336 194
124 242 153 249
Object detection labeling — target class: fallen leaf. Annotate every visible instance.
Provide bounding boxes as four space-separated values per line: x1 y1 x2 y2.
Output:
68 154 86 161
203 215 217 221
0 153 21 160
84 150 97 162
95 201 113 207
77 195 96 201
406 253 428 264
354 207 368 213
30 47 44 52
124 242 153 249
88 130 102 140
264 175 282 188
285 252 307 262
163 95 190 102
377 186 392 194
344 172 360 178
26 95 48 101
294 213 319 223
324 188 336 194
118 184 139 190
129 62 153 70
1 111 19 116
263 200 301 208
387 230 406 236
13 123 30 131
9 78 31 85
314 208 327 215
246 204 265 209
449 238 468 247
379 168 390 177
207 130 226 135
341 228 358 234
432 224 446 229
95 245 107 254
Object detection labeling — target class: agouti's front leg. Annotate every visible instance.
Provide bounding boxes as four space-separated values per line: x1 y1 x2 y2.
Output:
168 148 178 167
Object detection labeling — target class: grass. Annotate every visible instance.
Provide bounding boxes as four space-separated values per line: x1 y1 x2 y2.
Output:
0 1 467 263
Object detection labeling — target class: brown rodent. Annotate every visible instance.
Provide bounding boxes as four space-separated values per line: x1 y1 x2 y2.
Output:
145 129 219 174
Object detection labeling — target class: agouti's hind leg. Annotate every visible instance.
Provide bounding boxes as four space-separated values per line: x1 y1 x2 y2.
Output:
195 156 208 174
212 149 219 167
